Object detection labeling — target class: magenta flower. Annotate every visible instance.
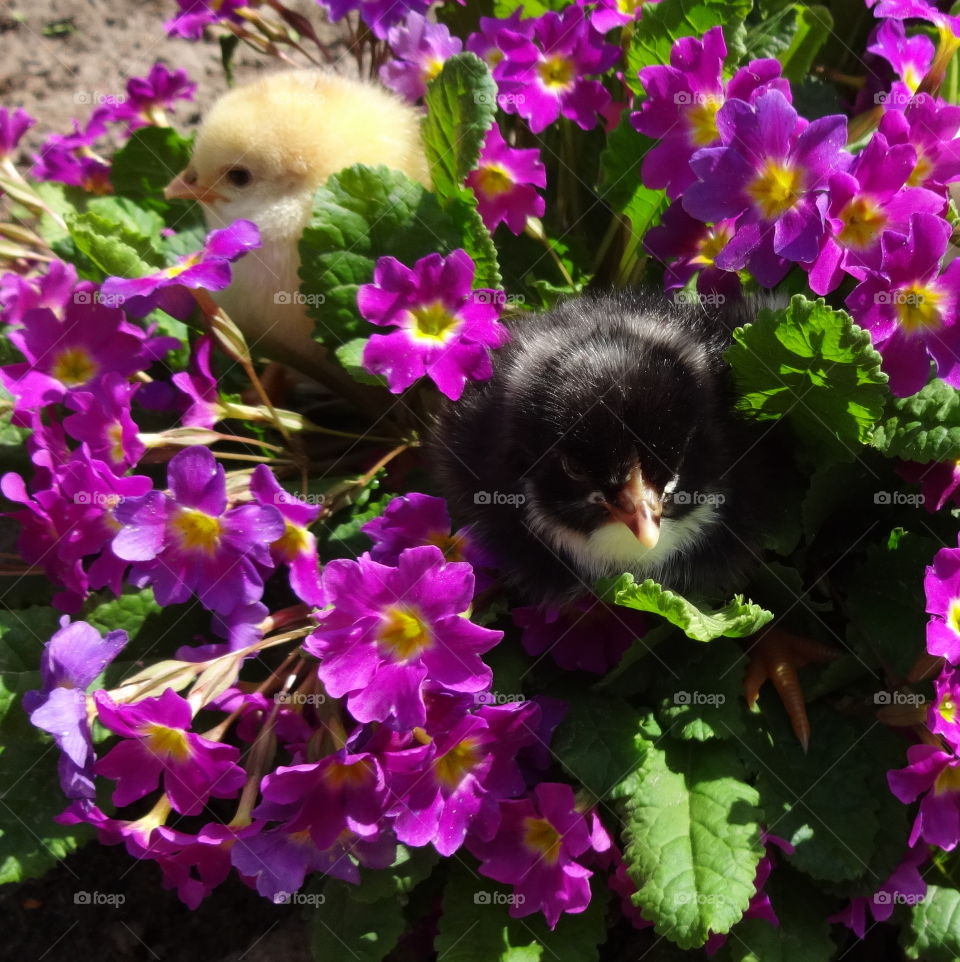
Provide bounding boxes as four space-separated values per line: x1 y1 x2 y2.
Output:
387 701 541 856
582 0 657 33
359 249 509 400
873 0 960 39
467 782 608 929
322 0 431 39
897 459 960 513
248 464 324 607
171 335 220 428
0 297 174 418
495 7 620 134
100 220 260 319
925 541 960 663
304 545 501 729
829 842 928 937
929 666 960 750
643 200 741 299
164 0 247 39
1 260 77 327
0 106 34 160
94 688 246 816
105 62 196 129
466 124 546 235
631 26 789 199
806 131 944 295
878 94 960 192
682 89 850 287
63 373 144 471
513 595 649 674
845 213 960 396
465 11 536 71
112 446 285 616
888 744 960 849
31 112 112 192
380 13 463 102
23 618 127 798
869 18 934 95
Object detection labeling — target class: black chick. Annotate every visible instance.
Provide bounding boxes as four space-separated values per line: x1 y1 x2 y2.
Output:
431 289 781 604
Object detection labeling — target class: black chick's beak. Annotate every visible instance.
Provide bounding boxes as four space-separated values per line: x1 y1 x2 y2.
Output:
604 469 662 549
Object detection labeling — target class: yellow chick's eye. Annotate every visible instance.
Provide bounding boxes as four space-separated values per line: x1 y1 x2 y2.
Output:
226 166 253 187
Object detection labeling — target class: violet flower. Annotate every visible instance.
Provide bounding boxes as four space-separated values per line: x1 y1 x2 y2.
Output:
322 0 431 39
380 12 462 102
878 94 960 193
0 106 35 161
925 540 960 664
63 373 144 471
888 744 960 849
868 18 934 95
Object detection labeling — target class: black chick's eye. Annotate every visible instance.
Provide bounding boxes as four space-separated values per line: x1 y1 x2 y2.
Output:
560 454 590 484
226 167 252 188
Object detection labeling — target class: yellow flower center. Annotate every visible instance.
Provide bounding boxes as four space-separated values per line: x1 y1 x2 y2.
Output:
940 696 957 725
108 422 126 464
378 605 432 660
487 49 505 68
837 197 887 250
273 520 309 561
523 816 563 864
538 56 576 91
617 0 645 12
948 599 960 637
51 347 97 386
424 59 445 83
687 98 722 147
902 64 921 94
435 737 482 788
747 159 804 219
474 164 514 198
164 252 201 279
409 301 460 342
935 763 960 794
142 723 190 761
426 530 466 562
907 150 933 188
324 758 375 789
691 224 734 267
170 507 222 555
895 283 943 334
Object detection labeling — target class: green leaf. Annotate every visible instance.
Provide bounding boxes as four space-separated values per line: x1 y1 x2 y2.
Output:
727 295 889 463
446 187 503 289
656 642 748 741
298 165 464 345
435 861 609 962
902 885 960 961
779 5 834 82
67 206 162 279
334 338 387 386
625 0 753 92
0 607 92 883
621 735 763 949
308 879 405 962
493 0 568 15
553 694 645 798
599 573 772 642
745 703 891 884
872 378 960 463
423 53 497 201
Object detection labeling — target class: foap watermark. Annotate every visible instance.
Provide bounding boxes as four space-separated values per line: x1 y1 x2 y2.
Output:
474 91 526 108
474 891 526 906
474 491 525 506
74 890 125 906
472 290 526 308
272 890 326 906
874 290 927 307
274 291 326 307
273 491 326 507
874 691 925 707
674 691 726 707
672 290 726 309
675 892 726 906
73 490 120 507
73 290 128 308
874 90 924 108
74 90 127 107
672 490 726 506
275 691 327 707
673 91 721 107
473 691 526 706
874 491 925 506
872 890 926 906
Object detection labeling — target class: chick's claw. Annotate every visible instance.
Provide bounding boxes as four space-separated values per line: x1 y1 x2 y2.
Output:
743 626 841 753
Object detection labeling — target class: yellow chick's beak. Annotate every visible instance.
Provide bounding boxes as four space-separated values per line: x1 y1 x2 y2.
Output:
604 469 662 549
164 170 224 205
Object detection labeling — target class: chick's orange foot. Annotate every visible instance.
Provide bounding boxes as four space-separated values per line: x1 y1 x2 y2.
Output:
743 626 841 752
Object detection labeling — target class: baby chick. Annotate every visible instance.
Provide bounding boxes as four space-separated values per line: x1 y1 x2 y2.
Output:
165 69 430 375
433 289 776 603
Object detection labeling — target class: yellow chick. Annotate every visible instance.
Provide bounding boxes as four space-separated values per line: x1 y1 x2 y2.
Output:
164 69 430 376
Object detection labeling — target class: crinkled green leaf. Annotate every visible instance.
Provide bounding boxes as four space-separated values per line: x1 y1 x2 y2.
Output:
599 573 772 642
727 295 889 463
871 378 960 463
423 53 496 200
298 165 463 345
657 642 748 741
744 702 890 884
434 861 609 962
621 732 763 949
902 885 960 961
334 337 387 387
553 694 645 798
0 607 91 883
67 206 162 279
625 0 753 92
493 0 567 15
446 187 502 289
